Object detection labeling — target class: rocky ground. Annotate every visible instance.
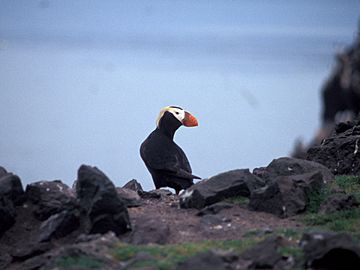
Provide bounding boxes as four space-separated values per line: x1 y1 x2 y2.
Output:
1 146 360 270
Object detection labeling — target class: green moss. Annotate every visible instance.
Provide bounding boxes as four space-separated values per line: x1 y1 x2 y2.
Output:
113 239 261 270
306 175 360 214
55 256 104 269
225 195 249 205
335 175 360 201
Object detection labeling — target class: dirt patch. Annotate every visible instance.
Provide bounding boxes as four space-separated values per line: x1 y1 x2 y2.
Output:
121 192 303 244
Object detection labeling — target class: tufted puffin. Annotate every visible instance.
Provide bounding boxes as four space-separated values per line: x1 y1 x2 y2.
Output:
140 106 200 194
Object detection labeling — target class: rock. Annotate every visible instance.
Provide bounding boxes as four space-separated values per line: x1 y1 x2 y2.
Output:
139 189 173 199
241 236 294 270
123 179 144 193
38 210 80 242
17 232 118 270
76 165 131 235
301 232 360 270
180 169 265 209
175 250 228 270
0 252 11 270
307 120 360 175
255 157 334 183
117 187 142 207
10 242 52 262
25 180 76 221
249 157 334 218
0 170 23 236
319 194 360 214
0 197 16 236
197 202 234 216
0 166 7 177
200 214 230 228
130 216 170 245
249 171 326 218
0 172 25 206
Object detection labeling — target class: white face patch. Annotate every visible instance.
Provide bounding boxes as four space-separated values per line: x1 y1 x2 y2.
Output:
156 106 185 127
168 107 185 123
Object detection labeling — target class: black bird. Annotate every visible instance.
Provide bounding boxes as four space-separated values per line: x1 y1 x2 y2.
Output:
140 106 200 194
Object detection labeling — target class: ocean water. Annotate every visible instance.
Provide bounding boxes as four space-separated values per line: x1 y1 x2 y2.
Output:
0 0 359 190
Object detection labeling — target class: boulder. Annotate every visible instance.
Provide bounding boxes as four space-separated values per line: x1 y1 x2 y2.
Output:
319 194 360 214
254 157 334 183
76 165 131 235
0 172 25 206
307 120 360 175
0 166 7 177
25 180 76 221
241 236 294 270
249 157 334 218
249 171 324 218
38 210 80 242
301 232 360 270
130 216 170 245
0 171 24 235
0 197 16 236
180 169 265 209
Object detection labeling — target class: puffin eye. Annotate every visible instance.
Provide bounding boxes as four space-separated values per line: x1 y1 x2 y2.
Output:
175 112 180 115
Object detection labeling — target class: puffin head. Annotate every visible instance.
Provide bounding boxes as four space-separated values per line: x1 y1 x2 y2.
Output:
156 106 198 128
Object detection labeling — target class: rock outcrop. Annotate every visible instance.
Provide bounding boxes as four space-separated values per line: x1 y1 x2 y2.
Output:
307 117 360 175
249 157 334 218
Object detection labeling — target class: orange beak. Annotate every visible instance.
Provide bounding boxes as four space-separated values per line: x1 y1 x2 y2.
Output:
182 111 198 127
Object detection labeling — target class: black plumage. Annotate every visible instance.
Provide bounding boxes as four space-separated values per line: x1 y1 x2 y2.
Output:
140 107 200 194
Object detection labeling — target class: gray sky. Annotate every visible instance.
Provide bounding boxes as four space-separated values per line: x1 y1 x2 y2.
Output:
0 0 359 190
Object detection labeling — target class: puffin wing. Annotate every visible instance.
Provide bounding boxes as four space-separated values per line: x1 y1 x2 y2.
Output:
140 138 200 180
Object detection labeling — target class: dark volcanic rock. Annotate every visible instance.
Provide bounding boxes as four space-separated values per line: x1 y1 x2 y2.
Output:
255 157 334 183
25 180 76 221
301 232 360 270
38 210 80 242
249 171 325 218
0 251 11 270
241 236 294 270
17 232 118 270
10 242 52 262
0 166 7 177
180 169 265 209
76 165 131 235
319 194 360 214
0 170 24 236
123 179 144 193
0 172 25 206
130 216 170 245
307 119 360 175
0 197 16 237
249 157 334 218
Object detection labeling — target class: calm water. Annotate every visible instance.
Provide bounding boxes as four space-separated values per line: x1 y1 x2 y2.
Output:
0 0 359 190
